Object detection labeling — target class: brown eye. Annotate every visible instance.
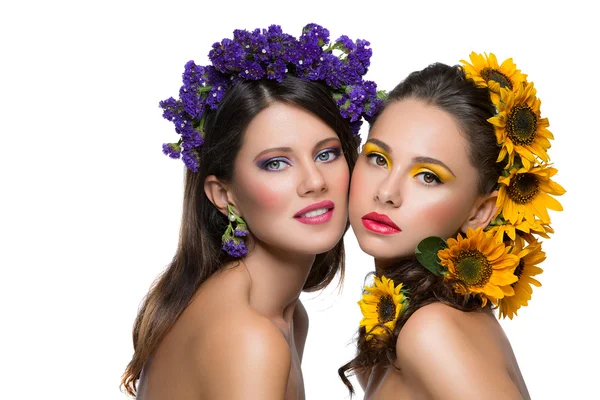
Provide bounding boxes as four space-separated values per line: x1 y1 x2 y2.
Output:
417 171 442 185
366 153 389 168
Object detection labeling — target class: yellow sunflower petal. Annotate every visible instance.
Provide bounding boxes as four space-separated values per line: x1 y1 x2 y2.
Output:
358 275 407 341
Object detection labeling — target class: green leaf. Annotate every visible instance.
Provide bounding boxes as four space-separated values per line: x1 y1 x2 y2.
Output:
415 236 447 276
376 90 388 100
221 224 233 242
235 217 246 225
489 214 507 227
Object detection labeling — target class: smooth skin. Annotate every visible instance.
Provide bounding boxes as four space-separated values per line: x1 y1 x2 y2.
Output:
136 102 350 399
349 99 529 400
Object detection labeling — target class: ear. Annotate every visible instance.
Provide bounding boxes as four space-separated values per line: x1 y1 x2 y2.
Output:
460 190 498 232
204 175 235 217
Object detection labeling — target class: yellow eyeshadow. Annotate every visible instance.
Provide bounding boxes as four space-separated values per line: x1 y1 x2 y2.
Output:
363 142 391 167
410 163 455 182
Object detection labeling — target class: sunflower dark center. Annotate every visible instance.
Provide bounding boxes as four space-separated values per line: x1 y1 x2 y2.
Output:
481 68 512 89
456 249 492 287
507 105 537 145
511 259 525 288
507 173 539 204
377 295 396 323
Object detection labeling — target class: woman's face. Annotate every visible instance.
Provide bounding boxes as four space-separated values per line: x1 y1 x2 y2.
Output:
349 99 483 264
231 102 350 256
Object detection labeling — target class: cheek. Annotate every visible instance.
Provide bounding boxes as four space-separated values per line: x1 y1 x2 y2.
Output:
235 175 292 213
414 191 474 234
349 162 370 205
334 163 350 194
253 183 287 209
349 162 377 226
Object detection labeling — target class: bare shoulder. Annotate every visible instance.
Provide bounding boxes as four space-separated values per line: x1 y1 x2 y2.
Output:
177 265 291 398
396 303 465 373
396 303 522 399
397 302 471 350
397 302 508 358
191 310 291 399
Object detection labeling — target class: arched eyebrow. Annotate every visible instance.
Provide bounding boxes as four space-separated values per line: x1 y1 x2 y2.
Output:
412 156 455 177
366 138 456 177
253 137 340 162
365 138 391 154
253 147 292 162
314 137 341 150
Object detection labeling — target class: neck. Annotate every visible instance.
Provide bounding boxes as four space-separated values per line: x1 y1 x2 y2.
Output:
374 257 396 277
241 239 315 324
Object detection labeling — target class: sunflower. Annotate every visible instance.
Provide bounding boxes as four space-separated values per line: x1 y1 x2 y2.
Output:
438 228 519 306
496 164 565 225
528 221 554 239
487 217 553 244
358 276 407 341
486 221 516 244
498 236 545 319
460 52 527 103
489 83 553 169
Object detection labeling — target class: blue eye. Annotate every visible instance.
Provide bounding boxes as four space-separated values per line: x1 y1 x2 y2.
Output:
315 148 341 163
260 157 291 171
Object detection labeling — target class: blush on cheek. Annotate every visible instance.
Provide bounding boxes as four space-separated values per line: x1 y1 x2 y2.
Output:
349 164 368 198
245 181 288 210
421 199 468 236
336 168 350 193
349 180 361 204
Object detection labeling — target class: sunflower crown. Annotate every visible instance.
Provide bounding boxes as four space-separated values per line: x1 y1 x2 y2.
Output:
414 53 565 319
460 52 565 242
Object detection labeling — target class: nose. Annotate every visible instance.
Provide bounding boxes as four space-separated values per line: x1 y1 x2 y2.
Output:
375 172 401 207
297 162 328 196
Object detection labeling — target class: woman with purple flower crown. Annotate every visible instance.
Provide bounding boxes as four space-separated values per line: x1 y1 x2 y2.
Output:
120 23 383 399
339 55 565 399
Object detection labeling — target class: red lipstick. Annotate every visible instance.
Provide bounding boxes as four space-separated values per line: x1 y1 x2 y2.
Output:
361 212 401 235
294 200 335 225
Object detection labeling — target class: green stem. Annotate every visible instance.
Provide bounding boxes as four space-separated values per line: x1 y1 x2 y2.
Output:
199 114 206 138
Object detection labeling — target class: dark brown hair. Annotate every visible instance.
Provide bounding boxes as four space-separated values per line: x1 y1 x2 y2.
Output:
339 63 502 394
121 75 359 396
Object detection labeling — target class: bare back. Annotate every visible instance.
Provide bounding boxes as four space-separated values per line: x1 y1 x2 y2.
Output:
136 263 308 400
362 303 529 400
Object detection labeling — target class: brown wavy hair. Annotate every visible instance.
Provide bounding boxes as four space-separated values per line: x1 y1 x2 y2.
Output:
338 63 503 394
121 75 359 397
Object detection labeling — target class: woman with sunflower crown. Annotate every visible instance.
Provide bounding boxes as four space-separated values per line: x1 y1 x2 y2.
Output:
339 54 564 399
120 23 383 399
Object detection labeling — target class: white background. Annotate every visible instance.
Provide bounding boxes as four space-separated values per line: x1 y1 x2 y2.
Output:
1 0 597 398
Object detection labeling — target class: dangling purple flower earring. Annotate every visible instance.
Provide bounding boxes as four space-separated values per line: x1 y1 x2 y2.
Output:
221 205 249 258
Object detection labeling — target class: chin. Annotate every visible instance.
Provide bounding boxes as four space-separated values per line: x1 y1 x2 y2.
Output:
295 220 348 254
297 236 342 255
356 234 411 261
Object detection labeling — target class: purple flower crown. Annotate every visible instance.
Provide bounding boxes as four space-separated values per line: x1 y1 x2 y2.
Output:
159 23 386 171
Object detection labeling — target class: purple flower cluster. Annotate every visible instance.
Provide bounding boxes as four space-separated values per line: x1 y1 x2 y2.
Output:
222 238 248 258
234 227 248 237
160 23 385 171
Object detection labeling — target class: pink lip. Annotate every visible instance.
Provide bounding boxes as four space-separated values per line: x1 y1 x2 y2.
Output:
361 212 401 235
294 200 335 225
